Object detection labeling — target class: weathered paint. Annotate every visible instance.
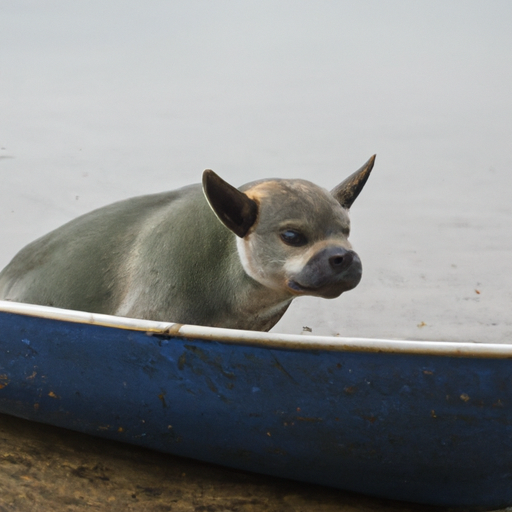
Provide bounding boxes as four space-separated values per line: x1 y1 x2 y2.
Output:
2 300 511 358
1 300 512 509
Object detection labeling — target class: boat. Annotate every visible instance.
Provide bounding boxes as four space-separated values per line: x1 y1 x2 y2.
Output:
0 299 511 510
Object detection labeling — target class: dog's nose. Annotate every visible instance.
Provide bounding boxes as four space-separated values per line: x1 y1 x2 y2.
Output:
290 245 362 297
328 249 354 273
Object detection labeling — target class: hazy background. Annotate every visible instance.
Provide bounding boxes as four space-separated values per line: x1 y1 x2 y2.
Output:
1 1 511 343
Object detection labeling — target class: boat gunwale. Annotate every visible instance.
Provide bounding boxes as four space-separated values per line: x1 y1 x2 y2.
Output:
0 300 510 359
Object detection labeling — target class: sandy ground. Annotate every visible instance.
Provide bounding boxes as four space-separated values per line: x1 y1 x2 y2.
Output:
0 414 444 512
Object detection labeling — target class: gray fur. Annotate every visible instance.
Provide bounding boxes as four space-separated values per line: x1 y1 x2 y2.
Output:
0 157 375 331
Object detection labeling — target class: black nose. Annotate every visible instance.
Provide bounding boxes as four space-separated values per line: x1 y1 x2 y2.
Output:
329 250 354 273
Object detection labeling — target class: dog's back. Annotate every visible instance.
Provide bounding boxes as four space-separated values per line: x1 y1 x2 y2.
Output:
0 158 375 331
0 184 239 322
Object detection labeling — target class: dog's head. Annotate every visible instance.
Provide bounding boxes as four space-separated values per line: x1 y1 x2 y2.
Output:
203 156 375 299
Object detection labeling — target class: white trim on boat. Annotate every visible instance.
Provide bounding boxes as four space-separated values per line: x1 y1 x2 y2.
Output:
1 300 511 359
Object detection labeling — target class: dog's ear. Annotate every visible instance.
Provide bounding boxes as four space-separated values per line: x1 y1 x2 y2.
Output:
202 170 258 238
331 155 376 209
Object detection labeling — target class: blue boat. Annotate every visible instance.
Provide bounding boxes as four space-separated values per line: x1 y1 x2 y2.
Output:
0 300 511 509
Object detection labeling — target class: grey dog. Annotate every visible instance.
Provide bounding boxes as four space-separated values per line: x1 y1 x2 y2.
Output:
0 156 375 331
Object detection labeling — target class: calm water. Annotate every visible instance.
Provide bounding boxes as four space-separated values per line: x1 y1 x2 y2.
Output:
1 1 512 343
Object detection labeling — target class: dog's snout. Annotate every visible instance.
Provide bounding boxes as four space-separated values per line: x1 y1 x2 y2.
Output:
287 245 362 298
308 246 357 274
329 250 353 272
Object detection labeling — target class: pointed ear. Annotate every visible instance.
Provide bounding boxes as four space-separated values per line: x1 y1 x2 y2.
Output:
202 170 258 238
331 155 376 209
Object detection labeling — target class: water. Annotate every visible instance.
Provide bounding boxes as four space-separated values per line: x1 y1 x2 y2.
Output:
1 1 512 343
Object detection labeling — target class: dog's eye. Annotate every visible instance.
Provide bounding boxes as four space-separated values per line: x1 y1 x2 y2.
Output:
280 230 307 247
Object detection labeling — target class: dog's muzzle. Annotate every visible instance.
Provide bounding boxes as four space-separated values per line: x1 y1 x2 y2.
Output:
287 247 362 298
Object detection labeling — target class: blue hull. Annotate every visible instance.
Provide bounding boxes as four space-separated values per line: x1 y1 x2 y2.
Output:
0 301 511 509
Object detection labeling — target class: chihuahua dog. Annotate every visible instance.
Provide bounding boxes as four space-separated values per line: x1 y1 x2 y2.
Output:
0 156 375 331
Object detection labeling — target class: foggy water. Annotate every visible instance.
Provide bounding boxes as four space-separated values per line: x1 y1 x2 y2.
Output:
1 1 512 343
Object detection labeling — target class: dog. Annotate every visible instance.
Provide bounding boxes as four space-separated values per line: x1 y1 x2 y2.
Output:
0 156 375 331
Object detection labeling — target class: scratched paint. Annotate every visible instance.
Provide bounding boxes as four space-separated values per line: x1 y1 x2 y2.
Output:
0 374 9 389
1 308 512 509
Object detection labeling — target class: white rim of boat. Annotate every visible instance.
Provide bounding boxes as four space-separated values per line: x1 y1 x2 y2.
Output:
0 300 511 359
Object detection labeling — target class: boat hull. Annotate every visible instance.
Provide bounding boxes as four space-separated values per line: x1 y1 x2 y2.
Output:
1 301 511 509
